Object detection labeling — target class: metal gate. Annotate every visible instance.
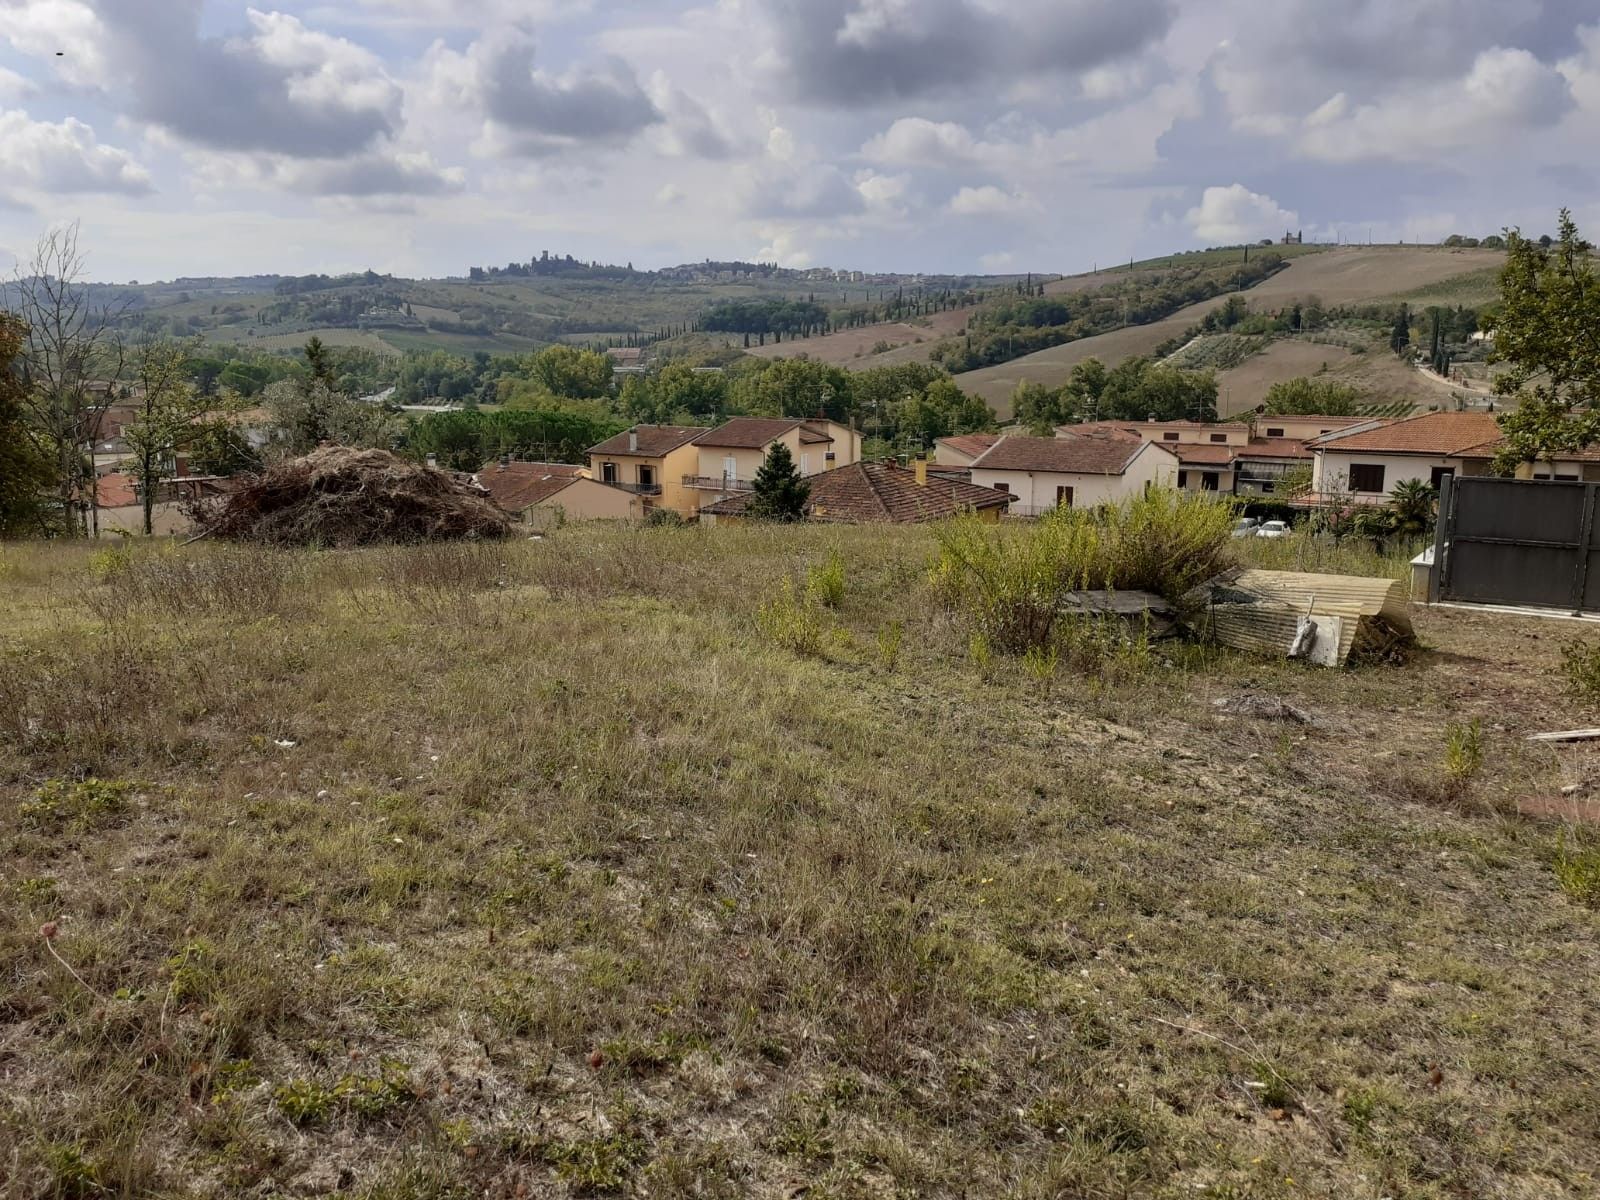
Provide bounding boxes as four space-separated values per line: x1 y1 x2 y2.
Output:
1430 476 1600 613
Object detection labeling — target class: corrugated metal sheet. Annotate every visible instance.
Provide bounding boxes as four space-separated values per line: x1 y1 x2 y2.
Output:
1189 570 1414 666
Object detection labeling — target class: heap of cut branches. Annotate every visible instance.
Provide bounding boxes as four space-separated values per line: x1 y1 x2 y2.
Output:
195 446 511 547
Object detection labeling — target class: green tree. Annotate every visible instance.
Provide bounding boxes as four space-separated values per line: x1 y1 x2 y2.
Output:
523 345 614 400
0 312 55 536
1489 210 1600 471
122 338 235 535
1389 305 1411 355
1262 377 1365 415
747 441 810 522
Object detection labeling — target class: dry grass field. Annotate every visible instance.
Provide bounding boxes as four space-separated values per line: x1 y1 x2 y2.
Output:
3 524 1599 1199
959 247 1506 416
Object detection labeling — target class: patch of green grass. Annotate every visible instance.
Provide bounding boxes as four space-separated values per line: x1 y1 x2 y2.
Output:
19 777 134 832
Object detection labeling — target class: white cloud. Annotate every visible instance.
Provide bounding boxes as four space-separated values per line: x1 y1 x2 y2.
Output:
861 117 987 168
1184 183 1296 242
1297 47 1572 163
0 109 151 197
948 185 1032 216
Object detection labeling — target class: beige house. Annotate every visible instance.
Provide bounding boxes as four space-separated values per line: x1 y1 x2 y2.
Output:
587 425 710 517
476 460 642 527
1252 415 1369 442
1310 411 1600 503
969 431 1180 515
934 433 1001 468
686 417 863 508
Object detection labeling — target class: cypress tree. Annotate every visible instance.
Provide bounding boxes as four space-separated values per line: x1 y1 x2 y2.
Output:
748 442 810 522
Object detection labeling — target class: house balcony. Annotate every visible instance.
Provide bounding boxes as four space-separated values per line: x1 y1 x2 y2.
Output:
607 480 662 496
683 475 754 492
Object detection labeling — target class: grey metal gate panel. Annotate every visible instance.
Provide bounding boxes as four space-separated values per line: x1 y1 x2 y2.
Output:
1431 476 1600 613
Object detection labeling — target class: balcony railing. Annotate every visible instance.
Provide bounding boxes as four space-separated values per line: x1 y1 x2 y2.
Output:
605 480 662 496
683 474 754 492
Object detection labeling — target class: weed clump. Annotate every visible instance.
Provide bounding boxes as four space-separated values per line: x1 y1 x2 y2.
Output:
19 778 133 832
933 490 1235 653
1560 638 1600 706
1555 834 1600 907
757 580 825 656
274 1060 416 1126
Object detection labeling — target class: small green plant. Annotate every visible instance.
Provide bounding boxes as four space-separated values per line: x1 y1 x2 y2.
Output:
756 581 824 657
88 544 133 581
1554 833 1600 907
19 778 133 832
1560 638 1600 705
1444 719 1484 784
875 620 904 672
274 1061 415 1126
805 552 846 609
968 631 992 674
543 1132 649 1192
1023 642 1059 691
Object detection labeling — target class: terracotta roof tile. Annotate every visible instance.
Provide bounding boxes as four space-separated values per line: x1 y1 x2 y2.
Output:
1237 437 1312 461
588 425 710 457
1172 444 1236 466
1308 411 1502 455
936 433 1001 460
971 431 1149 475
701 462 1010 523
694 417 834 449
475 462 586 511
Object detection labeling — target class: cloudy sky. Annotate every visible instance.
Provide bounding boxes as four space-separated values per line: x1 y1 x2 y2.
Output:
0 0 1596 282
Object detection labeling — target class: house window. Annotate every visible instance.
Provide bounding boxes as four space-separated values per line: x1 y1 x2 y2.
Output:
1430 466 1455 491
1201 472 1219 491
1055 485 1074 508
1557 473 1581 482
1348 463 1386 493
1210 433 1227 443
1162 432 1180 442
1178 471 1190 488
637 465 656 491
991 480 1010 494
800 453 811 475
601 461 618 484
1266 427 1284 438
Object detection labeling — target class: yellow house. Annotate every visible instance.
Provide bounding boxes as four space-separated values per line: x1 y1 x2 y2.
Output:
587 425 710 517
686 417 863 509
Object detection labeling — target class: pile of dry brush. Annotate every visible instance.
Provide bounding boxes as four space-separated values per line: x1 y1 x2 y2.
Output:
193 447 511 547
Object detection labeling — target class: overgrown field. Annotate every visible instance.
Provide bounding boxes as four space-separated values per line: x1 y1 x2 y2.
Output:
3 526 1599 1199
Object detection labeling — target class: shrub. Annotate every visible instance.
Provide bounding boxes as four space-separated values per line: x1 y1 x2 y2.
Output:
875 621 904 672
805 552 846 609
756 581 824 657
1560 638 1600 705
1444 719 1484 784
932 491 1236 652
1555 834 1600 907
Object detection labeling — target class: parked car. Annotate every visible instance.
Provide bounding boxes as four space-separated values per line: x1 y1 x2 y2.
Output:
1231 517 1261 539
1256 520 1291 539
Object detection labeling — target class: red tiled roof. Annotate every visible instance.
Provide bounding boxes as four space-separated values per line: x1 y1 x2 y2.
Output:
972 431 1150 475
1308 411 1502 455
97 472 138 508
475 462 587 511
936 433 1001 460
701 462 1010 523
1172 444 1236 466
1237 437 1313 461
588 425 710 457
694 417 833 449
1454 438 1600 463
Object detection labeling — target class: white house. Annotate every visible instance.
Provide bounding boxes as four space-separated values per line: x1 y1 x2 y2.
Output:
1307 411 1505 502
968 431 1180 515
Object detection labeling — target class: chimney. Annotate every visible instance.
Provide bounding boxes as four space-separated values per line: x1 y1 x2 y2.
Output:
628 429 639 453
914 458 928 487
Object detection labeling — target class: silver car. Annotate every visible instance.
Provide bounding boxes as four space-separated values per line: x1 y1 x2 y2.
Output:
1255 520 1291 539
